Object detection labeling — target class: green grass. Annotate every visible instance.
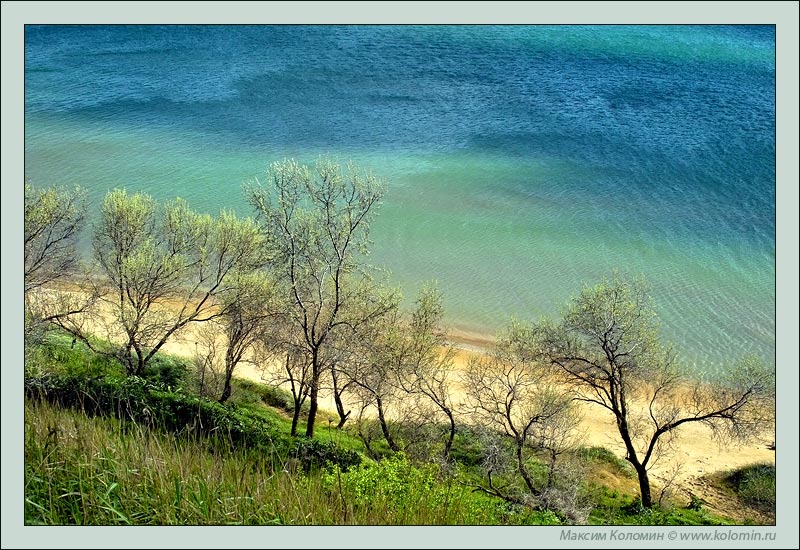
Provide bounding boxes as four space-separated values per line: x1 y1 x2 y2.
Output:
723 463 776 513
586 487 733 526
22 334 750 526
24 399 553 525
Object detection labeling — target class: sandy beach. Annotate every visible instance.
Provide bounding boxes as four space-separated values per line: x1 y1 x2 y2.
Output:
34 285 775 520
161 323 775 516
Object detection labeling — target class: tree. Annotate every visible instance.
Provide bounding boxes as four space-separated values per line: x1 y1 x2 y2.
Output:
346 306 406 452
246 158 393 438
397 285 458 459
538 274 775 508
24 183 95 344
24 183 86 293
73 189 266 375
462 321 580 509
258 327 313 437
201 270 284 403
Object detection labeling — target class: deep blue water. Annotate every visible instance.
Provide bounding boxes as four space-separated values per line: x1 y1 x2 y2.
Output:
24 25 776 373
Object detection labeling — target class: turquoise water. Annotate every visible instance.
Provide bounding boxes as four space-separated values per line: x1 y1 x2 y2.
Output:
24 25 775 373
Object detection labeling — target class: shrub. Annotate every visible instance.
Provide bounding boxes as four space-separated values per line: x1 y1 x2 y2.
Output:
576 446 635 478
143 354 190 389
24 369 280 451
725 463 775 511
290 438 362 472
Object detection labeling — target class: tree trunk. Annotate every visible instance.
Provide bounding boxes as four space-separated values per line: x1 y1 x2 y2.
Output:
305 354 320 438
444 410 455 459
290 398 302 437
547 448 557 489
635 464 653 508
376 397 399 452
515 438 536 495
331 369 351 428
219 376 232 404
616 412 653 507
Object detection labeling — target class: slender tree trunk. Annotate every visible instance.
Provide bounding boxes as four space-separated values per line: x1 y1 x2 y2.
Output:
219 375 232 404
635 464 653 508
331 369 351 429
547 448 557 489
376 396 399 452
444 410 455 459
290 396 302 437
305 352 320 438
515 439 536 495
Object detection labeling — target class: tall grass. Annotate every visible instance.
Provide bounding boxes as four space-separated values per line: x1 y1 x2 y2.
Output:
24 400 548 525
23 335 753 526
725 463 776 513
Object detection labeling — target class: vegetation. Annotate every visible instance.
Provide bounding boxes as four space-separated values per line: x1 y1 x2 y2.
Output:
462 322 588 521
534 274 775 507
724 463 776 513
23 334 770 526
23 166 776 525
245 158 396 438
54 190 268 376
23 183 95 350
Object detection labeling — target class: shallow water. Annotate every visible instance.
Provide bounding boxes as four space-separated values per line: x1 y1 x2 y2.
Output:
24 25 775 373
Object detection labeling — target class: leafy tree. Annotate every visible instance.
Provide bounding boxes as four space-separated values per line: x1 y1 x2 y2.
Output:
69 189 266 375
24 183 95 344
246 158 394 437
194 270 284 403
24 183 86 292
537 274 775 508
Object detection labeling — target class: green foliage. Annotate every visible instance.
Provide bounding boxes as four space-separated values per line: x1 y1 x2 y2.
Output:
143 354 190 389
25 363 280 452
576 446 635 478
320 453 559 525
24 333 124 380
259 383 306 413
724 463 775 511
289 439 362 472
587 490 732 526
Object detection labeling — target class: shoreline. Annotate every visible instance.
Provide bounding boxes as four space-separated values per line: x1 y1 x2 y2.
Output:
31 282 775 520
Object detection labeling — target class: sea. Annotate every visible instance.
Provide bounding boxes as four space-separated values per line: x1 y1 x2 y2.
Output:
24 25 776 375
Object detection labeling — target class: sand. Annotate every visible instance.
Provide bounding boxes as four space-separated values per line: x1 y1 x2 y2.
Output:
34 287 775 518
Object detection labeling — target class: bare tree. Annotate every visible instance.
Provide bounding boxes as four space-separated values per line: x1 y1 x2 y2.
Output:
67 189 266 375
213 270 284 403
245 158 393 437
537 274 775 508
398 285 458 459
462 321 579 508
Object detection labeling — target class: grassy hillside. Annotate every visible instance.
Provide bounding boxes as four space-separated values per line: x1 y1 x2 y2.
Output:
23 334 771 526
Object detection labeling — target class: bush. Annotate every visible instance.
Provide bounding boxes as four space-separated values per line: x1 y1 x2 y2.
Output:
24 369 280 451
143 354 190 389
260 385 305 413
576 446 635 478
725 463 775 511
290 438 362 472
